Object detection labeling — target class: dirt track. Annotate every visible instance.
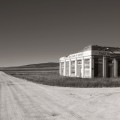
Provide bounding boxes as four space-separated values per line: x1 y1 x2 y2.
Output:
0 72 120 120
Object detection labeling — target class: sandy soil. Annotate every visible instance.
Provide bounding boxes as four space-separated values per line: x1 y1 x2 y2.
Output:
0 72 120 120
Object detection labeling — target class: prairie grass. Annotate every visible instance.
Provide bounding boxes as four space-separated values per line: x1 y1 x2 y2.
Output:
5 70 120 88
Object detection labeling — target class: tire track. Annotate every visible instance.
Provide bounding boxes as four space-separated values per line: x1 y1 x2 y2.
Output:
0 80 10 120
9 79 48 120
5 84 24 120
10 77 84 120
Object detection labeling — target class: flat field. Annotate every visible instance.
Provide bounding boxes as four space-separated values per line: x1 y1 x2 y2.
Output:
0 71 120 120
5 70 120 87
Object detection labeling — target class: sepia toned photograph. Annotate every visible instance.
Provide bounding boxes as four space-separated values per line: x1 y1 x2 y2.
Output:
0 0 120 120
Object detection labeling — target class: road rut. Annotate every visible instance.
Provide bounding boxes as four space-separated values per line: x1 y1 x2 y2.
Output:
1 72 120 120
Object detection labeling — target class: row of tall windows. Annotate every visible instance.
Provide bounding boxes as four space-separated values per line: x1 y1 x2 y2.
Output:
60 59 91 77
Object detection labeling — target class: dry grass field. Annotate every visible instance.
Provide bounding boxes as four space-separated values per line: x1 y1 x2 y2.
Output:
3 62 120 88
1 71 120 120
5 70 120 87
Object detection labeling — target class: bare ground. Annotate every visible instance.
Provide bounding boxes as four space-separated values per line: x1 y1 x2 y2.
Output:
0 72 120 120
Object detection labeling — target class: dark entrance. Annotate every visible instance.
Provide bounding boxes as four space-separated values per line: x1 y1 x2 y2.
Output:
118 60 120 77
94 57 103 77
107 59 113 77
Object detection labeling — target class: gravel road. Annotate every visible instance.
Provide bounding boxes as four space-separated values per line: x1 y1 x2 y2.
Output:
0 72 120 120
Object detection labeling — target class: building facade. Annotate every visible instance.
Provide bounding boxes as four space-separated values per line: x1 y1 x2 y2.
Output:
59 45 120 78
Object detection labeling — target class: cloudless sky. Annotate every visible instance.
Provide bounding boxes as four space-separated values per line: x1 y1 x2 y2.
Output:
0 0 120 67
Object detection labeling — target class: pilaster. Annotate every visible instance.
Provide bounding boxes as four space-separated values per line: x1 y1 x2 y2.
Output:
113 58 118 77
103 56 107 78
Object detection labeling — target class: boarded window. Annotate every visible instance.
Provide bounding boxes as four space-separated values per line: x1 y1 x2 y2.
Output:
71 61 75 75
66 61 69 76
61 62 64 75
77 60 82 77
84 59 90 77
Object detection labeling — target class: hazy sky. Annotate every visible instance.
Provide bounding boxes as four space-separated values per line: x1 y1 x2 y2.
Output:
0 0 120 67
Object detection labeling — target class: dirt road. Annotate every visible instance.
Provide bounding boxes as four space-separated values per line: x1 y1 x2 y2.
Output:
0 72 120 120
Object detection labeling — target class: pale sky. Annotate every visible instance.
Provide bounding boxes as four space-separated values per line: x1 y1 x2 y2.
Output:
0 0 120 67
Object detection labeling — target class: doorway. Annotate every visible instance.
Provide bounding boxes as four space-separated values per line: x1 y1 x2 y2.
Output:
118 60 120 77
107 59 113 77
94 57 103 77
